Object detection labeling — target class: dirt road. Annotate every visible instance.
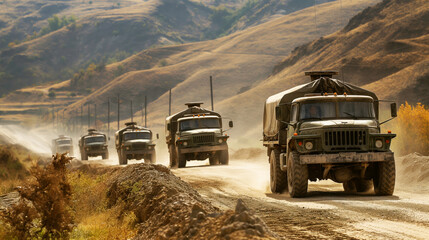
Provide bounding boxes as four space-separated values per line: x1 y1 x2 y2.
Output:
168 158 429 240
76 152 429 239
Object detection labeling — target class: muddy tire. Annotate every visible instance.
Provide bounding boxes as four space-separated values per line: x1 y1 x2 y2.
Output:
146 152 156 164
209 155 219 165
81 152 88 161
102 151 109 160
287 151 308 198
177 148 186 168
169 144 178 168
219 149 229 165
356 179 373 192
270 149 287 193
119 150 128 165
374 159 395 196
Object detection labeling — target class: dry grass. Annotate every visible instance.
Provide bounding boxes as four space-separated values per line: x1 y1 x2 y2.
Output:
390 102 429 156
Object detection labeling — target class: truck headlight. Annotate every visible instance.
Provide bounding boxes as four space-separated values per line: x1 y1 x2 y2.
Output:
126 146 130 150
218 139 223 143
103 146 107 149
148 146 153 149
183 141 188 146
305 141 314 150
375 139 383 148
85 147 89 151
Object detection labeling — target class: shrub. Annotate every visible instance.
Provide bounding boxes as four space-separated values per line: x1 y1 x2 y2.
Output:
0 153 74 239
48 90 56 99
391 102 429 156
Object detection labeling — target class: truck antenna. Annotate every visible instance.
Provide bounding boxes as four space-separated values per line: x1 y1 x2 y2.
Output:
210 75 214 111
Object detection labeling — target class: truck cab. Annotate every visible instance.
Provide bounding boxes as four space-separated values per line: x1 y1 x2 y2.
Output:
115 122 157 165
51 135 73 156
166 102 232 168
264 72 397 197
78 129 109 160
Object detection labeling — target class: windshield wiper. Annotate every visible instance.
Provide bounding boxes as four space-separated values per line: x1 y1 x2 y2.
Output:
302 117 322 120
343 112 358 119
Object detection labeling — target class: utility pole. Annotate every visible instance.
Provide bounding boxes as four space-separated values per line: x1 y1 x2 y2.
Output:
94 103 97 129
130 100 133 123
169 89 172 116
210 75 214 111
107 98 110 138
87 104 90 129
80 105 83 131
117 94 120 130
145 96 147 128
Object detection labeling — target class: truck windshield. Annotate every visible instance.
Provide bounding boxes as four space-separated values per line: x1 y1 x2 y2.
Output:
179 118 220 131
299 101 375 120
123 132 151 141
84 136 105 144
57 140 71 145
339 101 375 119
300 102 336 120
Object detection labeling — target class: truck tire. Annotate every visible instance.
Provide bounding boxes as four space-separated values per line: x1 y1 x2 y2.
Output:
219 149 229 165
169 145 178 168
343 178 373 193
209 155 219 165
374 159 395 196
287 151 308 198
102 151 109 160
146 152 156 164
119 150 128 165
176 148 186 168
270 149 287 193
81 152 88 161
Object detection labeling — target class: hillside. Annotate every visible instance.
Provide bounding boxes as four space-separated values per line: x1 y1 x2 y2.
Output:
213 0 429 147
59 0 376 127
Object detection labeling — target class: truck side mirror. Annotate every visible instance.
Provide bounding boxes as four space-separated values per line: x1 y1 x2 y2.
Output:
275 106 281 120
228 121 233 128
156 133 159 139
167 123 170 131
391 103 397 117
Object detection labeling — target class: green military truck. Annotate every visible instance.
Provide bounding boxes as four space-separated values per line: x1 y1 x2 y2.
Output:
263 72 397 197
52 135 73 156
79 129 109 160
115 122 157 165
166 102 233 168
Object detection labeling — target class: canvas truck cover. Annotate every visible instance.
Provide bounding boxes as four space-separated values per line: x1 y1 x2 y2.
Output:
165 106 221 144
263 78 379 138
115 123 151 147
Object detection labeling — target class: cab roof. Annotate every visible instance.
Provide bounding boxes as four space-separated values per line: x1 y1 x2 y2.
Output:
292 95 374 103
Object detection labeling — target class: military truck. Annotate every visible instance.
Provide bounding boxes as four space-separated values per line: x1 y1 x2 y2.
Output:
263 71 397 197
51 135 73 156
115 122 157 165
166 102 233 168
78 129 109 160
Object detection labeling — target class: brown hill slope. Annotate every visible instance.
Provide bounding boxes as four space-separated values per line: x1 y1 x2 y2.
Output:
63 0 376 125
213 0 429 147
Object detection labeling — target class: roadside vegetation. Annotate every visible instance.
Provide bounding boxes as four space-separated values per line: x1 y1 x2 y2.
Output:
390 102 429 156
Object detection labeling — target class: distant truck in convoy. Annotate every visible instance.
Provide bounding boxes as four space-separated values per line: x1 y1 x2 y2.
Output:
115 122 158 165
166 102 233 168
52 135 73 156
79 129 109 160
263 71 397 197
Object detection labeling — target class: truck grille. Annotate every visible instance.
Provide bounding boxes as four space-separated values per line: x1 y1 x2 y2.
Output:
324 130 367 150
90 145 102 151
132 143 146 149
193 134 214 144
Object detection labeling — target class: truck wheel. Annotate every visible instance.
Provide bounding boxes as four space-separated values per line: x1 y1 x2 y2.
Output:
176 148 186 168
81 152 88 161
374 159 395 196
219 149 229 165
102 151 109 160
145 152 156 164
169 145 178 168
287 151 308 198
119 150 128 165
270 149 287 193
209 155 219 165
355 179 373 192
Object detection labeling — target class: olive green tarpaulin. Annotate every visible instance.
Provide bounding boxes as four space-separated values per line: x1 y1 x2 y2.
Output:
263 78 379 138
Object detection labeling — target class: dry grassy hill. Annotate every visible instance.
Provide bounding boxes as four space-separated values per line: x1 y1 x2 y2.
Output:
60 0 376 126
212 0 429 147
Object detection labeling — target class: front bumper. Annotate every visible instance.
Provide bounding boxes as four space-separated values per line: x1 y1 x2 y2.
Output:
300 151 394 164
122 149 155 155
179 144 228 154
